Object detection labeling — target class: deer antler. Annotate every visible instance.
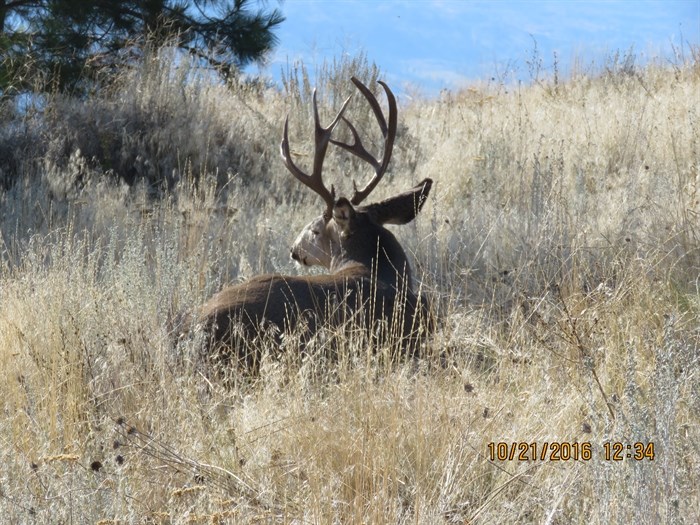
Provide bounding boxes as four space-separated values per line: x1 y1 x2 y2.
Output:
330 76 398 205
280 89 353 219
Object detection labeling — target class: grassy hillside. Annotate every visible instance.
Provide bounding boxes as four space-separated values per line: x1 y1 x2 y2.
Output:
0 49 698 523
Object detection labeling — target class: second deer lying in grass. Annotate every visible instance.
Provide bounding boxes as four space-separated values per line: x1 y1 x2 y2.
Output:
194 77 434 368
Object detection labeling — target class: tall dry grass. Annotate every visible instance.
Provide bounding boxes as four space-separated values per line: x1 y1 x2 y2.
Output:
0 46 698 524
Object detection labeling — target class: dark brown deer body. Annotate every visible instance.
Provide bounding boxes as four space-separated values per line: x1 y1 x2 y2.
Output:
194 77 433 367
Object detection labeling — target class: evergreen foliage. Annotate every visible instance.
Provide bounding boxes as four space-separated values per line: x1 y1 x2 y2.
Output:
0 0 284 95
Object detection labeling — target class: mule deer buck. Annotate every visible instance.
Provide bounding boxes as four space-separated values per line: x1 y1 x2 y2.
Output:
194 77 433 367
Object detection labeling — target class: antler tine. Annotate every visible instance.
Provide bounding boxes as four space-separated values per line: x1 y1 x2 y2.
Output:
280 89 353 218
330 76 398 205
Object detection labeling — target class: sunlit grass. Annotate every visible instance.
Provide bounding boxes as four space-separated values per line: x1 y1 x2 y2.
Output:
0 48 698 523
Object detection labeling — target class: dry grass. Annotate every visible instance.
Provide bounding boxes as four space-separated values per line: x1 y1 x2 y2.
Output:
0 48 698 524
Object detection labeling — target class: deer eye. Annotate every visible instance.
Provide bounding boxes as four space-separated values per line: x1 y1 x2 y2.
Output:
311 229 320 236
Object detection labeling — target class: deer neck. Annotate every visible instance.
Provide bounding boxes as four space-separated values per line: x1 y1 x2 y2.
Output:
329 228 413 292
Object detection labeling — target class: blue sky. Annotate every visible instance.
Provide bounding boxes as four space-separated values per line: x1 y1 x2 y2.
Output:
251 0 700 96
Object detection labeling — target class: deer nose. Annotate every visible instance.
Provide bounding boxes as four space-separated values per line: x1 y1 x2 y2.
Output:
291 250 299 262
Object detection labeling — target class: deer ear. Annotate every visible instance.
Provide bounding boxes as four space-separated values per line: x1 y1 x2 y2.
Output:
361 178 433 225
332 198 355 235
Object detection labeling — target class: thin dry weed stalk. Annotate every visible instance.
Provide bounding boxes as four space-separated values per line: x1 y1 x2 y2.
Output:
0 49 698 523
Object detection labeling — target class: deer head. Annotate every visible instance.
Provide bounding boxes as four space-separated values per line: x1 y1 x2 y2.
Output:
282 77 432 292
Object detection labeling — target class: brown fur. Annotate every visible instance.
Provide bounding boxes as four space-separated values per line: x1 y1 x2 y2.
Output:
193 181 434 368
